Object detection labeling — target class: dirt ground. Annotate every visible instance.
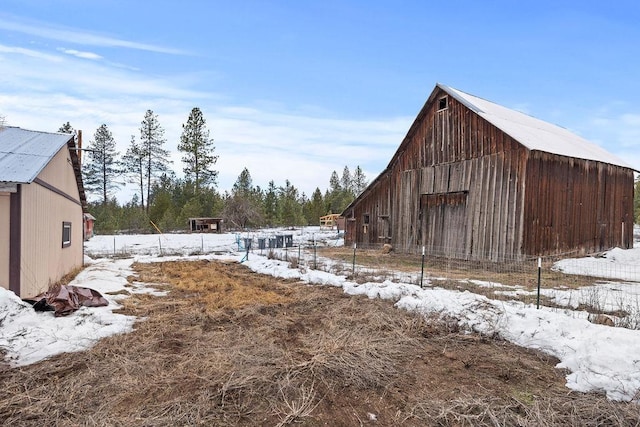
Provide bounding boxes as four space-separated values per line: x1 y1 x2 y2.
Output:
1 259 639 426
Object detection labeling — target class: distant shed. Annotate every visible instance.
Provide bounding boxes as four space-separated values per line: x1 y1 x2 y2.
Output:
0 126 87 297
188 217 223 233
343 84 637 260
84 212 96 240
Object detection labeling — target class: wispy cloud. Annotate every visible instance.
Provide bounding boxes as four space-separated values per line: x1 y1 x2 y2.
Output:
0 43 62 61
0 40 407 196
0 15 187 55
57 48 102 60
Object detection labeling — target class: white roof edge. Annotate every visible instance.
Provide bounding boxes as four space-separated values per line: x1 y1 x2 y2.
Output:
0 127 74 183
435 84 636 171
436 83 485 114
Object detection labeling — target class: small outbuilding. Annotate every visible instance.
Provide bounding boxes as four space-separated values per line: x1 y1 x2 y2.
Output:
188 217 223 233
343 84 637 260
84 212 96 240
0 126 87 297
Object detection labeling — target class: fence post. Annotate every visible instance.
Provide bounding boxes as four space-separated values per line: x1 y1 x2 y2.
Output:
420 246 425 288
113 236 116 256
313 236 317 269
536 257 542 309
201 235 204 253
352 243 357 277
159 236 163 256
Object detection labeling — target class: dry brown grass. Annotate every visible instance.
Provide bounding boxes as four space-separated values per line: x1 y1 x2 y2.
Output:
1 260 639 426
134 259 292 312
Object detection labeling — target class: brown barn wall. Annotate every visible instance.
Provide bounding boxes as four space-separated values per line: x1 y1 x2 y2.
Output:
347 90 529 259
345 87 634 260
523 153 635 255
344 174 392 247
383 90 529 259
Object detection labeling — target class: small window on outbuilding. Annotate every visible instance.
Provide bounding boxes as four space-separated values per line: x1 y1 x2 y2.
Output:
62 222 72 248
363 214 370 224
438 96 448 111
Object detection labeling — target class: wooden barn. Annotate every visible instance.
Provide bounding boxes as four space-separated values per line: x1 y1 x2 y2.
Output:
0 126 87 297
343 84 636 260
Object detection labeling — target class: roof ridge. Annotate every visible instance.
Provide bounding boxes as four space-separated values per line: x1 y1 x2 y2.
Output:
437 84 634 170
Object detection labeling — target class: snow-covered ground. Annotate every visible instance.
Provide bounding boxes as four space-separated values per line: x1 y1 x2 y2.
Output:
2 226 640 402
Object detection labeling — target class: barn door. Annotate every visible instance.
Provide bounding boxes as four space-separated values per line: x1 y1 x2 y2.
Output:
421 192 468 257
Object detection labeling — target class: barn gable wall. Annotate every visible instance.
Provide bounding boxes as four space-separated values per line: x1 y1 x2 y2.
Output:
347 89 529 259
345 86 634 259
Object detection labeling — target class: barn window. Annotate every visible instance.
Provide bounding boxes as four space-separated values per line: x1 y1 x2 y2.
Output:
363 214 370 224
62 222 72 248
438 96 448 111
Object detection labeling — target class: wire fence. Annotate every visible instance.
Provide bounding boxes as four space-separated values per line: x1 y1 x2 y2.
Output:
85 233 640 328
260 241 640 329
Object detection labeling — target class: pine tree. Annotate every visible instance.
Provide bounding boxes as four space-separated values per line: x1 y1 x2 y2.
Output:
122 135 146 209
279 180 303 226
223 168 263 228
140 110 171 213
264 180 279 226
326 167 357 214
341 166 352 197
178 107 218 193
149 173 177 230
232 167 253 197
329 171 341 193
58 121 74 134
305 187 325 225
352 165 368 196
83 124 121 206
327 170 343 213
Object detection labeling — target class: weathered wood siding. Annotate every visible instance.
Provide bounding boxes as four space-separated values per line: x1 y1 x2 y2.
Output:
346 89 529 259
344 174 392 247
523 153 635 255
345 87 634 259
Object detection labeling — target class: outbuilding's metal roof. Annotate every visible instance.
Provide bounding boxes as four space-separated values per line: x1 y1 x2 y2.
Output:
438 83 635 170
0 126 74 183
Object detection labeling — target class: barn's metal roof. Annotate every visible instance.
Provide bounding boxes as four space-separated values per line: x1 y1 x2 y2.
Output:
0 126 74 183
438 83 635 170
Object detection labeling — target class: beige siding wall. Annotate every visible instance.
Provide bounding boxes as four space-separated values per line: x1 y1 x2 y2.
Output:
37 146 81 198
19 146 83 297
0 193 9 290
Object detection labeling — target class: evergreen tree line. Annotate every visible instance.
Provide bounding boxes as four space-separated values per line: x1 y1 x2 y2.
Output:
58 109 369 234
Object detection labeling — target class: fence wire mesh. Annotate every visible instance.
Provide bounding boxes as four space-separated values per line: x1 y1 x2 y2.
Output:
85 232 640 329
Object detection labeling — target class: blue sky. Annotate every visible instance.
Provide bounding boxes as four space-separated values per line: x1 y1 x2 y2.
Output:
1 1 639 201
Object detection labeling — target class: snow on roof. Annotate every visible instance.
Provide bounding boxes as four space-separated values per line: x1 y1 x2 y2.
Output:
0 127 74 183
438 84 634 169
